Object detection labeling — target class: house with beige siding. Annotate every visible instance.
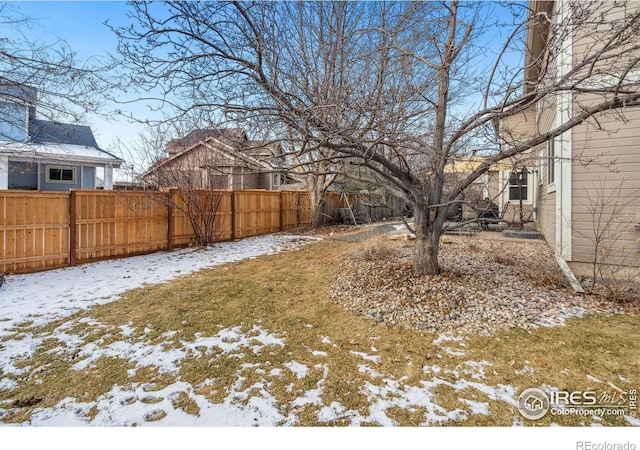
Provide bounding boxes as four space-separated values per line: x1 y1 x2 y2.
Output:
143 128 287 191
501 0 640 281
444 156 519 223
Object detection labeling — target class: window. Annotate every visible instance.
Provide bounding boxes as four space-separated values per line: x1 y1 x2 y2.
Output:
209 173 229 189
46 165 76 184
508 168 529 201
547 139 555 184
8 161 37 190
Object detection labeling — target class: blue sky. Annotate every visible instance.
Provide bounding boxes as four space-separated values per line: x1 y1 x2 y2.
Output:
8 1 146 163
5 1 527 172
12 1 128 57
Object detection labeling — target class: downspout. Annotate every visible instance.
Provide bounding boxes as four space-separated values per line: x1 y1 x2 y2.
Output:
555 253 584 293
555 0 583 293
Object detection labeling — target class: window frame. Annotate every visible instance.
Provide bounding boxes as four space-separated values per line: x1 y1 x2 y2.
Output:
45 165 77 184
547 138 556 185
508 168 530 202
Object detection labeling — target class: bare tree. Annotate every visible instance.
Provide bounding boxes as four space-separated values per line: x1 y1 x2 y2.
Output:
130 125 230 247
113 1 640 275
0 1 120 194
0 3 112 131
112 2 428 226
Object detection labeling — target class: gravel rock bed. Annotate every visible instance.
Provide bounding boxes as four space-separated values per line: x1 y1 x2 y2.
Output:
330 236 624 335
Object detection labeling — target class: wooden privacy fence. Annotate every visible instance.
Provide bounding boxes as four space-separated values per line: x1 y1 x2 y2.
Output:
0 191 70 273
323 192 404 224
1 189 312 274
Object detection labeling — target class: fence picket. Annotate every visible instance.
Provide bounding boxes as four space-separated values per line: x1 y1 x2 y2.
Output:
0 189 315 274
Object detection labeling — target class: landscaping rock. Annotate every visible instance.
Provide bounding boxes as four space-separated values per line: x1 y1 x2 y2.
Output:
331 236 623 335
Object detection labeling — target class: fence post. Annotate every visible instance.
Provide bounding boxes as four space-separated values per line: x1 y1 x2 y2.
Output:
69 190 77 266
296 191 302 227
230 190 236 240
279 191 284 232
167 189 175 251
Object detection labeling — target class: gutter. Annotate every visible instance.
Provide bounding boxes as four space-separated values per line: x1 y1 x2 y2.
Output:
8 153 122 168
554 254 584 294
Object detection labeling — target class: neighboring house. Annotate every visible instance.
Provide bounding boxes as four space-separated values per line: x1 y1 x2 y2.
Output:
444 156 530 224
500 0 640 279
143 128 286 190
494 111 539 226
0 83 122 191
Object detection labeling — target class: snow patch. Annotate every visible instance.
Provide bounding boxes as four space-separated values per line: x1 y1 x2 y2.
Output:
284 361 309 379
349 350 381 364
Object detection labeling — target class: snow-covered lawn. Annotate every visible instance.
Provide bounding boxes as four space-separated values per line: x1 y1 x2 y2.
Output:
0 234 320 337
0 232 637 430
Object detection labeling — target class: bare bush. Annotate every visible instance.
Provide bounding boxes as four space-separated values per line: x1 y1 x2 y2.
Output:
350 237 398 262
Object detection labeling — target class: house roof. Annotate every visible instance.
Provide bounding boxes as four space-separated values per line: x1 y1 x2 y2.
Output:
30 119 99 147
27 119 123 164
0 81 122 166
144 129 279 178
166 128 247 154
0 142 123 167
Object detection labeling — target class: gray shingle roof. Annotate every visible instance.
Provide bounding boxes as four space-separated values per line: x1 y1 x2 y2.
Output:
30 119 99 148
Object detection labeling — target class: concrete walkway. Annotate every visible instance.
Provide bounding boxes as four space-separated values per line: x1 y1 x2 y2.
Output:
329 220 544 244
330 222 402 243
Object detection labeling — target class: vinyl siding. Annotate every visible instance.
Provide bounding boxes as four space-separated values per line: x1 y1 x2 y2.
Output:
81 166 95 189
39 163 82 191
527 1 640 274
8 160 38 190
568 0 640 269
500 110 536 145
534 73 559 253
570 106 640 269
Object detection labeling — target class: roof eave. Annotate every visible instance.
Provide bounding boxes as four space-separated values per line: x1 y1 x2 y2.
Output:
0 142 123 168
524 1 555 94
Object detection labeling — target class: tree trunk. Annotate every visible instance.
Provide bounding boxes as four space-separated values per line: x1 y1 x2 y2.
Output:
412 205 441 275
308 187 325 227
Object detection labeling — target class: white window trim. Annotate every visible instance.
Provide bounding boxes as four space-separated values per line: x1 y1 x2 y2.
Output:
537 147 543 186
547 138 557 187
547 138 557 193
45 165 77 184
507 169 533 205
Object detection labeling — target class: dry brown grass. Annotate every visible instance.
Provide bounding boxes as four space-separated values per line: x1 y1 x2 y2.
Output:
349 236 398 262
0 235 638 426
